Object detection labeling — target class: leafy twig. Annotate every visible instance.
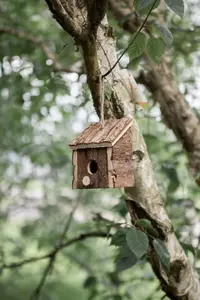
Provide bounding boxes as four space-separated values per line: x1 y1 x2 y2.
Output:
1 232 110 271
0 26 82 74
29 196 81 299
30 253 56 300
59 195 81 242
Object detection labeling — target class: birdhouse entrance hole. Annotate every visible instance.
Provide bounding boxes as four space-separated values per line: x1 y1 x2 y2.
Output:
87 160 98 174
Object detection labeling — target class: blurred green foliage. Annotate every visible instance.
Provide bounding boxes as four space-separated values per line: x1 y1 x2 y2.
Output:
0 1 199 300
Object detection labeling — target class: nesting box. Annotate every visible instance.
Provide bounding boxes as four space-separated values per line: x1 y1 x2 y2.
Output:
69 117 134 189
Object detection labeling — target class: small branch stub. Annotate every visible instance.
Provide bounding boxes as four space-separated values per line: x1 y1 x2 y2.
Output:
82 176 91 186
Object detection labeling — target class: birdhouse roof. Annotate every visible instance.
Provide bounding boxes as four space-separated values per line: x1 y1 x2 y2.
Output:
69 117 133 150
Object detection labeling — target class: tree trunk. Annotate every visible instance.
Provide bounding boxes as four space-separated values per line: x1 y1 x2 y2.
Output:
45 1 200 299
109 0 200 185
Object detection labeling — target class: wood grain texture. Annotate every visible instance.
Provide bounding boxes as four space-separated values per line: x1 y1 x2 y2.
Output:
75 148 108 189
112 161 134 188
107 147 114 188
112 127 134 188
69 117 133 149
72 150 78 189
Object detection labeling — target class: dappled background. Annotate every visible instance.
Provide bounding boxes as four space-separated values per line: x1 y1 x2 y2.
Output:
0 1 200 299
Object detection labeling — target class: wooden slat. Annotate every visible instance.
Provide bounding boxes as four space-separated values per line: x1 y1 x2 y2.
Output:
82 123 102 144
72 150 78 189
112 127 133 161
112 160 134 188
70 142 112 150
112 127 134 188
76 148 109 189
90 119 118 144
69 117 133 150
106 118 132 145
107 148 114 188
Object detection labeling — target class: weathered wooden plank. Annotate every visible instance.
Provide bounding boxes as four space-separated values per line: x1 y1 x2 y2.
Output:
112 127 133 161
106 118 132 145
89 120 117 144
76 148 108 189
72 150 78 189
112 160 134 188
70 119 117 146
112 127 134 188
69 117 133 149
70 142 111 150
107 147 114 188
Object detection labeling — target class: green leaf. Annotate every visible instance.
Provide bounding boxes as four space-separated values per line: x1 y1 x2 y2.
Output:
84 276 97 288
147 37 165 64
137 219 152 229
162 163 180 193
119 12 134 24
146 227 160 239
88 289 98 300
113 201 128 217
153 239 170 271
136 219 159 239
102 295 122 300
134 0 160 15
128 55 143 69
116 245 138 271
164 0 185 18
128 32 147 61
153 21 173 45
107 272 121 286
126 228 149 259
168 180 179 193
113 296 122 300
181 242 195 255
138 0 154 10
110 228 129 247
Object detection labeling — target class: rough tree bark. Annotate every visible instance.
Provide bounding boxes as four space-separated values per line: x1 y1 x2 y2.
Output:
109 0 200 185
45 1 200 299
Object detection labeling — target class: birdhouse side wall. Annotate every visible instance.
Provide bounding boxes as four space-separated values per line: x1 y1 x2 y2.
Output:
72 150 78 189
112 127 134 188
74 148 109 189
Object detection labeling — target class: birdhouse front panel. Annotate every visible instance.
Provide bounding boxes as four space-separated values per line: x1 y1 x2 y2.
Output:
73 148 109 189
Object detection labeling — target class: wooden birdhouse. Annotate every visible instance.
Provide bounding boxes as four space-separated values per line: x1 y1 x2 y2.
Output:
69 117 134 189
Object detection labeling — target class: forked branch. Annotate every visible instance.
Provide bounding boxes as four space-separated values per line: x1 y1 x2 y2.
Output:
46 0 82 39
87 0 108 34
0 26 82 74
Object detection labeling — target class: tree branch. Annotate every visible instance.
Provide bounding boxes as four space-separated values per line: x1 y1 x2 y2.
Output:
108 0 139 32
45 0 83 39
193 235 200 269
60 0 74 18
0 26 82 74
109 0 200 184
1 231 109 270
30 253 56 300
87 0 108 35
